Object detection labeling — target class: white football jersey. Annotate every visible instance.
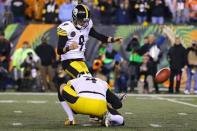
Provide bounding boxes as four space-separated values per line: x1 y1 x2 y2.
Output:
57 20 93 61
69 76 109 100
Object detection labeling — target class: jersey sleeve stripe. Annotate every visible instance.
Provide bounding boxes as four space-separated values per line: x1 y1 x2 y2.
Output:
57 31 68 36
57 28 68 36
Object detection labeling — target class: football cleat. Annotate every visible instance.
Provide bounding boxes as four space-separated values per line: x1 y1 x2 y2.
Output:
64 119 76 126
184 90 190 95
102 112 111 127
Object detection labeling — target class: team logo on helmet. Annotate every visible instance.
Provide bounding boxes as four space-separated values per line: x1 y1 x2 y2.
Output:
73 8 78 17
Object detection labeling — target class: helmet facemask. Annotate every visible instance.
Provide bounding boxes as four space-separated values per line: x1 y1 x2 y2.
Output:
74 17 90 29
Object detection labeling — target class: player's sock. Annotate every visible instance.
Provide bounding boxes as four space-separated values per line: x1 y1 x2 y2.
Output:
60 101 74 121
110 114 124 126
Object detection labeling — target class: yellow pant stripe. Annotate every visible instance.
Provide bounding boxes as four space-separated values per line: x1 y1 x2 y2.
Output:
70 61 89 73
63 83 78 97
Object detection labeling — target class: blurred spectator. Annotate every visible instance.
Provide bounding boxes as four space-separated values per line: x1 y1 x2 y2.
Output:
188 0 197 22
138 35 161 93
116 0 131 25
101 43 121 84
19 52 42 92
12 41 40 90
126 35 141 92
98 0 116 25
174 0 188 24
56 0 66 6
0 0 5 28
11 0 26 24
114 60 129 93
167 37 187 93
184 40 197 94
0 31 12 91
0 31 11 70
25 0 45 21
165 0 175 21
151 0 165 24
42 0 59 23
135 0 150 24
58 0 75 22
92 57 107 81
35 37 56 91
137 54 154 94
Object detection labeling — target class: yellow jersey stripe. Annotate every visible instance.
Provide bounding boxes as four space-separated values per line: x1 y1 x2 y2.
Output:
82 5 88 18
57 28 67 32
57 30 67 34
57 31 67 36
57 28 68 36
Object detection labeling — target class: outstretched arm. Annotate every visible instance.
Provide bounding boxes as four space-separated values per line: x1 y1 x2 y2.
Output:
89 28 123 44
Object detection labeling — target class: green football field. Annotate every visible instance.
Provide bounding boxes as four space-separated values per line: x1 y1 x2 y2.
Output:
0 93 197 131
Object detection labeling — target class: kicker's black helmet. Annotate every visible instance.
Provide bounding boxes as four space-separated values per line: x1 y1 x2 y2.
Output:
72 4 90 29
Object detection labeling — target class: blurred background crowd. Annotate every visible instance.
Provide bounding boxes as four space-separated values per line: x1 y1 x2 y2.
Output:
0 0 197 94
0 0 196 28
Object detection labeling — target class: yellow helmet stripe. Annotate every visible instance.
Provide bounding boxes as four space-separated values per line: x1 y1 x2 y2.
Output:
82 5 88 18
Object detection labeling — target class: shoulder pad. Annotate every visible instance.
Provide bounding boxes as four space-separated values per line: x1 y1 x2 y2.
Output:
57 21 71 36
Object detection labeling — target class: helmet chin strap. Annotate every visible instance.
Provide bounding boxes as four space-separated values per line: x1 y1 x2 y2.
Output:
73 20 84 30
74 21 89 30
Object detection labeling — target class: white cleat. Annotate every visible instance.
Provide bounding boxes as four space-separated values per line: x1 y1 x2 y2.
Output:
103 112 111 127
194 90 197 95
184 90 190 95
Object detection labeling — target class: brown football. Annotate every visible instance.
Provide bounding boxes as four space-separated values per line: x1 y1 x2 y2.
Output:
155 68 171 83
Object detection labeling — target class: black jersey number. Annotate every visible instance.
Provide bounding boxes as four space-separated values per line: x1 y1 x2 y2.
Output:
79 35 85 51
86 77 97 83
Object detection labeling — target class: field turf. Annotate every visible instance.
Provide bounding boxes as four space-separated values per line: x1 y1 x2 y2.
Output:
0 93 197 131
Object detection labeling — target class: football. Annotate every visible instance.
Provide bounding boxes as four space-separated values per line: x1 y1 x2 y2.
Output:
155 68 171 83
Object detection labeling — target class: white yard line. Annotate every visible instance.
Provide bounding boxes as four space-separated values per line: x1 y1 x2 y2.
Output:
26 100 47 104
125 112 133 115
12 122 22 126
177 113 188 116
155 96 197 108
150 124 162 128
0 100 17 103
13 110 23 114
0 100 47 104
0 92 56 96
126 94 197 97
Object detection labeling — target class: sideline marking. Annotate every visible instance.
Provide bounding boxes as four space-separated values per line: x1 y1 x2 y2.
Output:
82 124 93 127
14 110 23 114
125 112 133 115
27 100 47 104
12 122 22 126
155 97 197 108
0 100 16 103
150 124 162 128
178 113 188 116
